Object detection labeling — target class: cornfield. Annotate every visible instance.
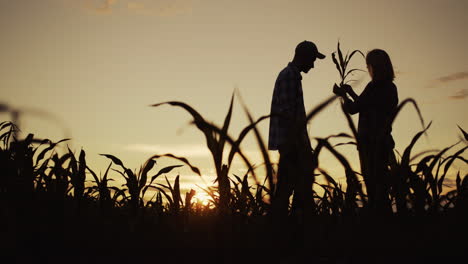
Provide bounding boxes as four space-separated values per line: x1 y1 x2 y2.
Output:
1 92 467 262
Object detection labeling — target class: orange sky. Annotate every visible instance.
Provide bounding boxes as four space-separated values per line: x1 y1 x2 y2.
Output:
1 0 467 192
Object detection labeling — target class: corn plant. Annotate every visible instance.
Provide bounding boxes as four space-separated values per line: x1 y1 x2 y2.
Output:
0 121 17 148
230 173 255 215
154 175 182 213
314 168 346 216
100 154 156 215
0 122 70 200
100 153 199 215
151 94 265 214
388 123 467 215
331 41 365 87
67 148 87 211
236 92 275 200
0 125 36 202
86 162 125 212
455 172 468 213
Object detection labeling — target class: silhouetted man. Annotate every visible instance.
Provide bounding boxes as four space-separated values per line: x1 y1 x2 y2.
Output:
268 40 325 223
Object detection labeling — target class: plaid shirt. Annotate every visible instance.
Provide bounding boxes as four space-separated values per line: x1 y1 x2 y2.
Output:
268 62 309 150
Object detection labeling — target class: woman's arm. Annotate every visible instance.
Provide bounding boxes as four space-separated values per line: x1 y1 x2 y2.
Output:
343 84 359 101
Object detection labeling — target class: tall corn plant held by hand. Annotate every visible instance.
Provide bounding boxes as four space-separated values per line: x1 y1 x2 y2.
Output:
332 41 365 87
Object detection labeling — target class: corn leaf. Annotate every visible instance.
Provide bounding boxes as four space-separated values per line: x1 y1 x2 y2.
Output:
100 154 126 170
457 125 468 141
150 164 183 182
402 121 432 166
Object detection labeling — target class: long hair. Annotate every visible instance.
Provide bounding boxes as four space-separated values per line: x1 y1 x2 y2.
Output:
366 49 395 81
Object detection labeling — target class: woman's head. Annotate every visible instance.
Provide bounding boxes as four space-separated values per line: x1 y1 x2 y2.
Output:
366 49 395 81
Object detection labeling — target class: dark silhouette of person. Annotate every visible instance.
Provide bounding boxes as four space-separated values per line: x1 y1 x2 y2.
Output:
268 41 325 226
334 49 398 214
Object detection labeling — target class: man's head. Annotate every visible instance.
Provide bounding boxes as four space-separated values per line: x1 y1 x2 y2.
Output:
292 40 325 73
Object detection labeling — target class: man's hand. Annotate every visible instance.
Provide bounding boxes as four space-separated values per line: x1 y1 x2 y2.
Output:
333 83 345 97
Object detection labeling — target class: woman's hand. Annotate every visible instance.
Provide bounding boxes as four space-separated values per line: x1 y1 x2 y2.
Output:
341 84 353 94
341 84 358 100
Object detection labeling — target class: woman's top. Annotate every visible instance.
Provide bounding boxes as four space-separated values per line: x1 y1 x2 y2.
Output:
344 80 399 148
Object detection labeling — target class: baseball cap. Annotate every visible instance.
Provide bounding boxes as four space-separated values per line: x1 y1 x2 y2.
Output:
295 40 326 60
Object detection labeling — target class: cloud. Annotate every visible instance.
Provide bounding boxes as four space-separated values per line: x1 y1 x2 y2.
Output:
436 72 468 83
449 89 468 100
122 143 271 163
78 0 192 16
428 71 468 88
127 1 144 10
124 143 210 157
83 0 118 14
127 0 192 16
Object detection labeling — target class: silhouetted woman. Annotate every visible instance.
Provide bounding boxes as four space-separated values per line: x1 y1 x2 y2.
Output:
335 49 398 213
